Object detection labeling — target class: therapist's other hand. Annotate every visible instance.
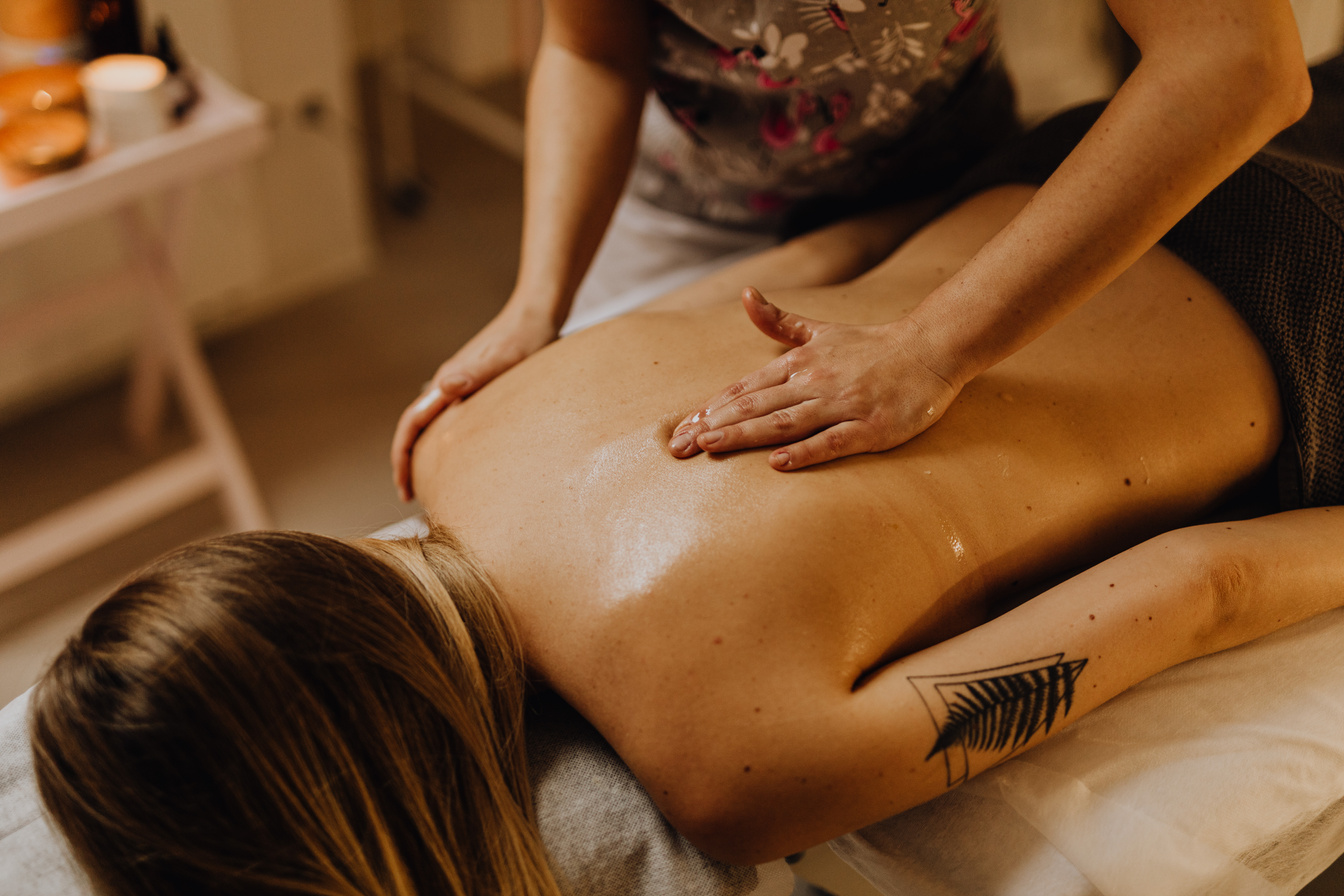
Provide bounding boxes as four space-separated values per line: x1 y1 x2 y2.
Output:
668 288 960 470
391 305 558 501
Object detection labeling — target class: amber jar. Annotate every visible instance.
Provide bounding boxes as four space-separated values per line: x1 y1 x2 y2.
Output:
0 62 83 116
0 106 88 180
0 0 83 42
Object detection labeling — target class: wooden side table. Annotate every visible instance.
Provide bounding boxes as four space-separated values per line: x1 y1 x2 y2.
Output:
0 69 271 593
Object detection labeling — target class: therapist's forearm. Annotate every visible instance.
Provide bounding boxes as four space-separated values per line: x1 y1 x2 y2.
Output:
906 7 1312 388
508 22 648 330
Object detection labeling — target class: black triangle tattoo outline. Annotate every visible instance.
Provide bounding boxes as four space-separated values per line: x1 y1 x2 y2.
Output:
908 653 1088 786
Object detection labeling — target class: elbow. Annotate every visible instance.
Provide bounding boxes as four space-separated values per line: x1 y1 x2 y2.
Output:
1188 533 1264 656
1284 63 1314 129
1216 34 1313 134
1247 47 1313 132
1143 23 1312 137
654 764 786 867
640 730 806 866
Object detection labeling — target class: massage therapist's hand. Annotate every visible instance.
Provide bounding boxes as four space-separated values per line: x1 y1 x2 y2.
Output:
669 288 961 470
392 303 558 501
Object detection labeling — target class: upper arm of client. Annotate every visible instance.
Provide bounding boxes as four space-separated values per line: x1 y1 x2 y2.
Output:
657 508 1344 865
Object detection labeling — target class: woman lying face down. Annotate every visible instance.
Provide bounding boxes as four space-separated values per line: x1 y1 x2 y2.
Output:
29 181 1344 895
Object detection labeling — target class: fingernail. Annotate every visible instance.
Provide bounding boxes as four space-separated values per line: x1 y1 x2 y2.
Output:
772 450 790 468
670 433 693 453
700 431 723 448
411 386 444 414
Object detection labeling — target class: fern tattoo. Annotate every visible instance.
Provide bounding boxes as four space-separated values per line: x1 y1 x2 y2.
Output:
909 654 1088 786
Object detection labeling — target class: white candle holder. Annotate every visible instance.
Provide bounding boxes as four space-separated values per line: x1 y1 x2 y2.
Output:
79 54 171 150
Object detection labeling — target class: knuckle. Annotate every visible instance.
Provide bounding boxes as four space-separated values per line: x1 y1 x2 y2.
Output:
730 393 761 416
841 381 876 407
787 365 815 389
822 429 848 456
724 381 749 399
859 406 887 432
714 424 742 445
768 408 797 432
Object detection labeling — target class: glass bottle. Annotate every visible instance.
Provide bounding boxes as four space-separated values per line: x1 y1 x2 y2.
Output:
82 0 141 58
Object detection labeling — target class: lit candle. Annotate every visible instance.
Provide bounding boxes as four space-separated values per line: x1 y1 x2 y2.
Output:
79 53 170 148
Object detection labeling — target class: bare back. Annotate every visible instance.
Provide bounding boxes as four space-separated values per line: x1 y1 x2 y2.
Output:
412 186 1280 757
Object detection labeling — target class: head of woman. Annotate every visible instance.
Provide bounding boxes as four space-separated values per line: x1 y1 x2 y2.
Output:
28 528 561 896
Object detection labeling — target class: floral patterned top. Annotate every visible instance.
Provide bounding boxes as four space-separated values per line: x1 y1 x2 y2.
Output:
631 0 1012 227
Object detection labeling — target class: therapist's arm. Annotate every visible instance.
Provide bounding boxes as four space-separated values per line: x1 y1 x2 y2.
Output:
392 0 648 501
653 507 1344 865
668 0 1312 470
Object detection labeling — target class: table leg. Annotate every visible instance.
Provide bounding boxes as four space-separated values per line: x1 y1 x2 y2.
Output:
117 195 269 532
0 194 271 593
125 317 169 452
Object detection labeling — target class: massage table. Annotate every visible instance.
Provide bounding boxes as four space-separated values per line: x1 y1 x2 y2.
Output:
3 513 1343 895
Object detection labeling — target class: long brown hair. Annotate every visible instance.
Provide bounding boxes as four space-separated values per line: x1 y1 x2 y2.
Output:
30 528 562 896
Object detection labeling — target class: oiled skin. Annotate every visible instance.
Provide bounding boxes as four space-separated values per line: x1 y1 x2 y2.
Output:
412 187 1282 857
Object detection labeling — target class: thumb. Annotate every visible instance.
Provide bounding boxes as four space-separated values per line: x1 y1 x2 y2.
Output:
742 287 819 348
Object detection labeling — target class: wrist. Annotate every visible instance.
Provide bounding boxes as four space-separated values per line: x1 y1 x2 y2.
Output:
504 285 569 334
894 308 979 392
